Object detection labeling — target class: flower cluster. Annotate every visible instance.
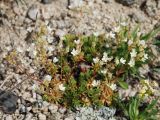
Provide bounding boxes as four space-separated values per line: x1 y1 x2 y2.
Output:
138 80 159 98
29 22 157 108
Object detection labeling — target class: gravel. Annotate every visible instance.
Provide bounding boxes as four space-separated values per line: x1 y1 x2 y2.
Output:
0 0 159 119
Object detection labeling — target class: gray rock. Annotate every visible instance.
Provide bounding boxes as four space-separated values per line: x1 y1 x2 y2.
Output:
27 5 39 21
116 0 135 6
102 0 112 3
37 101 43 108
143 0 157 17
0 90 18 114
19 104 27 114
129 12 146 22
41 0 53 4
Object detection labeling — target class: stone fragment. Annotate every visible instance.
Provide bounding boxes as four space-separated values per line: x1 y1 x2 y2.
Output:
41 0 53 4
27 5 39 21
116 0 135 6
38 113 47 120
0 90 18 114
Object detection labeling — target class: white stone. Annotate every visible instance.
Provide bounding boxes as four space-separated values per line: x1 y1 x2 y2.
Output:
28 6 39 21
27 107 32 112
38 113 47 120
5 115 13 120
64 116 75 120
32 92 37 99
25 113 33 120
48 104 58 113
58 107 66 114
28 68 35 74
43 101 50 107
22 92 31 99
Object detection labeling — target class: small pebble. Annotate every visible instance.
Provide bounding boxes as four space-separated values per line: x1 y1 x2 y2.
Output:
27 6 39 21
38 113 47 120
19 105 27 114
25 113 33 120
5 115 13 120
48 104 58 113
41 0 52 4
58 107 66 114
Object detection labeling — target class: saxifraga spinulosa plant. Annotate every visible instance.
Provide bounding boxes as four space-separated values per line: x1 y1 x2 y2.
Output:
21 22 160 108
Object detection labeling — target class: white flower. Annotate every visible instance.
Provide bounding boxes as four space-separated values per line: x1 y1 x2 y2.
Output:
48 46 55 52
114 26 120 33
29 50 37 58
46 36 54 43
152 81 159 87
121 22 127 26
93 57 100 63
144 53 148 59
27 27 33 32
43 75 52 81
71 48 80 56
92 80 100 87
109 84 117 91
109 32 115 39
74 39 81 44
101 69 107 74
143 79 150 85
32 84 39 90
59 84 66 91
53 57 59 63
115 57 119 65
109 117 116 120
130 49 137 58
47 46 55 55
141 53 148 62
123 38 128 42
128 39 133 46
102 52 113 62
120 58 126 64
27 43 37 58
128 59 135 67
93 32 99 37
106 44 110 48
16 47 23 53
139 40 147 48
108 72 113 79
47 25 52 34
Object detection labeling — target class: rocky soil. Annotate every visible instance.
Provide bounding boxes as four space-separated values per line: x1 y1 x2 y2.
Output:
0 0 160 120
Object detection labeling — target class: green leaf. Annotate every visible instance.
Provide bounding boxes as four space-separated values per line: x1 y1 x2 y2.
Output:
153 40 160 46
131 25 139 41
145 97 159 111
118 80 129 89
141 27 160 41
